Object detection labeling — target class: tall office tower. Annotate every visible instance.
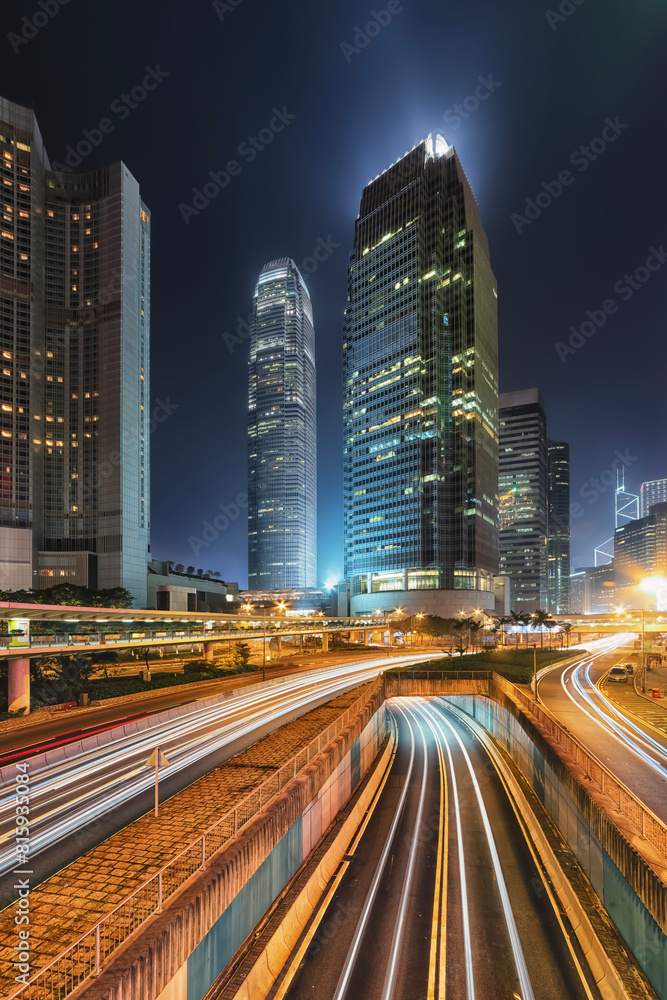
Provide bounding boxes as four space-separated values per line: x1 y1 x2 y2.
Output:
614 502 667 609
247 259 317 590
640 479 667 518
343 134 498 616
0 97 150 605
498 389 548 613
547 440 570 613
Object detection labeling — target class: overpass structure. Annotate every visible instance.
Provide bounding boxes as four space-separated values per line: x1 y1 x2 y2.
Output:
1 602 663 713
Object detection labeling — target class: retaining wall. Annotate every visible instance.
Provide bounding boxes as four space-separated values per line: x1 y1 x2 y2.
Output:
442 688 667 1000
79 693 386 1000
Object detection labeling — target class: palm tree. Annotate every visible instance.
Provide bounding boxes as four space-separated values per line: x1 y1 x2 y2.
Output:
509 610 531 647
468 620 483 652
532 608 555 648
491 615 511 646
560 621 575 649
452 617 477 655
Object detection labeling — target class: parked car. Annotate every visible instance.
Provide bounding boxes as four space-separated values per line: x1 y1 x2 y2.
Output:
608 665 629 683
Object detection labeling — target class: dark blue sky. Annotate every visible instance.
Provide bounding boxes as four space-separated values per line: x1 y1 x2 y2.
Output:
3 0 666 585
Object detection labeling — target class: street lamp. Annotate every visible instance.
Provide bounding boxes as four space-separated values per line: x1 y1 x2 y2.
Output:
615 605 646 692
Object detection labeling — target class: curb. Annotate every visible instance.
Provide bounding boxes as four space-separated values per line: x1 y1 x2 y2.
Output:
229 723 397 1000
442 700 654 1000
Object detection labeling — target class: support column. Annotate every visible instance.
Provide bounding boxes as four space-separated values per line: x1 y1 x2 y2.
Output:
364 631 371 646
321 632 329 653
8 658 30 714
275 636 282 659
203 642 215 662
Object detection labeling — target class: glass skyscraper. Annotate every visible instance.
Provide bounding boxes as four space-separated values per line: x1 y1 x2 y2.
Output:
247 259 317 590
343 135 498 616
547 440 570 613
498 389 548 613
0 97 150 605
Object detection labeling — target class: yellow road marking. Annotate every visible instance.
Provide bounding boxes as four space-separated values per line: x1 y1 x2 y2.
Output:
427 726 447 999
273 716 398 1000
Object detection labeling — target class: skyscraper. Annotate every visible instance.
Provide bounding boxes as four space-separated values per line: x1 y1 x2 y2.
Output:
640 479 667 518
547 440 570 613
343 134 498 616
247 258 317 590
0 97 150 605
498 389 548 613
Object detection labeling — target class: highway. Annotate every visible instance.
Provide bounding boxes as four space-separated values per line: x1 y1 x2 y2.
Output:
0 651 388 761
279 699 598 1000
538 637 667 823
0 653 429 905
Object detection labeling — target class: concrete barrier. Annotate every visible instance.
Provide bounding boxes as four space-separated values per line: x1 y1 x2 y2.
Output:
75 691 386 1000
231 725 396 1000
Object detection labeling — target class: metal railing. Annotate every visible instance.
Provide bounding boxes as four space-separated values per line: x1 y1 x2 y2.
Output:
7 677 383 1000
391 670 493 681
491 673 667 862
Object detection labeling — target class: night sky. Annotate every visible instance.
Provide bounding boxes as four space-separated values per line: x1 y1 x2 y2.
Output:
2 0 666 587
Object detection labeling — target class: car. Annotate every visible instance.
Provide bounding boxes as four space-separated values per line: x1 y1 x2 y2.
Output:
608 665 629 683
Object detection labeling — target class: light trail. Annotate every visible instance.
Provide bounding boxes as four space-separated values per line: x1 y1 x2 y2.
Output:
380 707 429 1000
422 702 535 1000
0 655 427 879
331 707 418 1000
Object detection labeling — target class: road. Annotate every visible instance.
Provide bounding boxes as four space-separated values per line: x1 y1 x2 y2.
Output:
278 699 598 1000
538 638 667 823
0 653 429 905
0 650 389 760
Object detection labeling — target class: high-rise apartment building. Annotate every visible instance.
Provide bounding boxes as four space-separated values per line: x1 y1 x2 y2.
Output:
498 389 548 613
547 440 570 613
0 97 150 605
343 134 498 616
247 258 317 590
640 479 667 518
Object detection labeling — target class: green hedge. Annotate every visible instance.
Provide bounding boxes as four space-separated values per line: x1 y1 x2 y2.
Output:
388 648 577 684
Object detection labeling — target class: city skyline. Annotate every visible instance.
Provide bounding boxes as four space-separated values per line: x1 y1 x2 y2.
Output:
0 1 665 590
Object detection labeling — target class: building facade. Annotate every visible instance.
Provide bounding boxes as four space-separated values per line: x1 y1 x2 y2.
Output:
614 502 667 609
547 439 570 613
640 479 667 518
147 560 238 613
498 389 548 613
247 259 317 590
343 134 498 617
0 97 150 605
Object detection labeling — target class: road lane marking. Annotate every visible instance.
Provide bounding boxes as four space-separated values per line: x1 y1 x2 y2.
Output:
380 705 429 1000
332 705 417 1000
425 703 535 1000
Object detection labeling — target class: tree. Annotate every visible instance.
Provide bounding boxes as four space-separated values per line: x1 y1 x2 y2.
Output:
212 571 222 579
531 609 555 648
491 615 511 646
452 617 477 655
196 568 204 577
509 610 532 647
186 566 195 575
173 564 184 574
560 622 575 648
230 642 251 669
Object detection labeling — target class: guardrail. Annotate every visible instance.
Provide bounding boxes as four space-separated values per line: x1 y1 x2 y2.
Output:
491 673 667 862
8 676 384 1000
